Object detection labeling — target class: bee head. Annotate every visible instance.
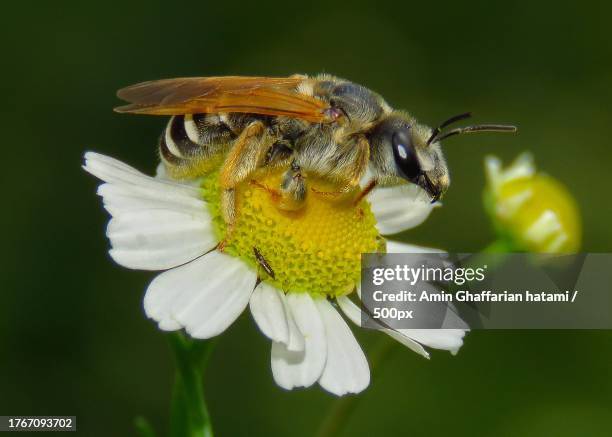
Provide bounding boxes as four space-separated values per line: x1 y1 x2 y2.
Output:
368 114 449 203
368 112 517 202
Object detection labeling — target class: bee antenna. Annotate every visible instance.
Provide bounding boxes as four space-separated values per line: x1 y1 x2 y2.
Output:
436 124 518 142
427 112 472 145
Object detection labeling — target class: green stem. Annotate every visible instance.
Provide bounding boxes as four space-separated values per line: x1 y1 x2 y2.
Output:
134 416 157 437
168 332 216 437
316 335 396 437
482 238 514 254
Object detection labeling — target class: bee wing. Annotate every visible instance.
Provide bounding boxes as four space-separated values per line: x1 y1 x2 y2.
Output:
114 76 331 122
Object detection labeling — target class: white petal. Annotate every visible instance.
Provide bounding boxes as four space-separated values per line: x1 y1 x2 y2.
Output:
485 153 535 192
316 299 370 396
396 329 466 354
383 240 468 354
271 293 326 390
484 156 502 186
280 291 306 352
155 162 168 179
385 240 445 254
144 250 256 338
365 242 467 355
158 318 182 331
155 162 203 187
97 183 206 216
369 184 439 235
250 282 289 344
107 209 216 270
83 152 200 197
385 240 454 279
83 152 217 270
337 295 430 359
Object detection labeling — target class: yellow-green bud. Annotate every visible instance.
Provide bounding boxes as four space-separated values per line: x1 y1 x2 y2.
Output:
484 153 581 253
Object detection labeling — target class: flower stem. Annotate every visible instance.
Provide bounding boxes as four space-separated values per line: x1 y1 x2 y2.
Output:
316 335 396 437
134 416 157 437
168 332 216 437
482 238 514 253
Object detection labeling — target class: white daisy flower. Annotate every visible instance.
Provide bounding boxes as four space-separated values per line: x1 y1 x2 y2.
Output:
83 151 467 396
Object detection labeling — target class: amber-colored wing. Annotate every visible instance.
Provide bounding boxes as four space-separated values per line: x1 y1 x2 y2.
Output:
114 76 331 123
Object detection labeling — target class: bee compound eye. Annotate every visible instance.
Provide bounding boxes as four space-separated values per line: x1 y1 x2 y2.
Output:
392 129 421 180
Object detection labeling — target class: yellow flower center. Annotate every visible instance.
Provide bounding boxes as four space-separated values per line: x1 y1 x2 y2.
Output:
201 166 381 296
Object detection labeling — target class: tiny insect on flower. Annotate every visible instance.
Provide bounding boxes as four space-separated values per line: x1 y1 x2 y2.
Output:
203 166 379 297
83 151 467 396
484 153 581 253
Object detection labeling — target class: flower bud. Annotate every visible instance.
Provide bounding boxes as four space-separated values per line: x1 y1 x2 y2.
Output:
484 153 581 253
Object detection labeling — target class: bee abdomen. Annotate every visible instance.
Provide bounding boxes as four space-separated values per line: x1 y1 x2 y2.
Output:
159 114 236 164
159 115 201 161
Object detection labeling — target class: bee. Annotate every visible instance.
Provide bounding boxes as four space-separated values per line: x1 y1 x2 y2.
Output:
115 74 516 228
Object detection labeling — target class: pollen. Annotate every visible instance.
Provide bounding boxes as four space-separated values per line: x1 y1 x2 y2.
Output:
201 167 380 296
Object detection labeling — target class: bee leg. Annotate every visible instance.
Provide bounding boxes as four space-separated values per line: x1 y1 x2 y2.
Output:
249 180 281 200
310 135 371 200
277 162 307 211
249 161 307 211
346 135 371 187
220 120 267 191
219 187 235 223
218 121 270 248
353 178 378 205
311 185 351 198
217 189 236 252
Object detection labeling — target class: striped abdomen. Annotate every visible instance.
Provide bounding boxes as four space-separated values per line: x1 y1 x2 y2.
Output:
159 114 235 165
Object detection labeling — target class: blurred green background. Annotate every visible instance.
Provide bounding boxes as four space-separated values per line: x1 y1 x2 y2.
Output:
2 0 611 435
